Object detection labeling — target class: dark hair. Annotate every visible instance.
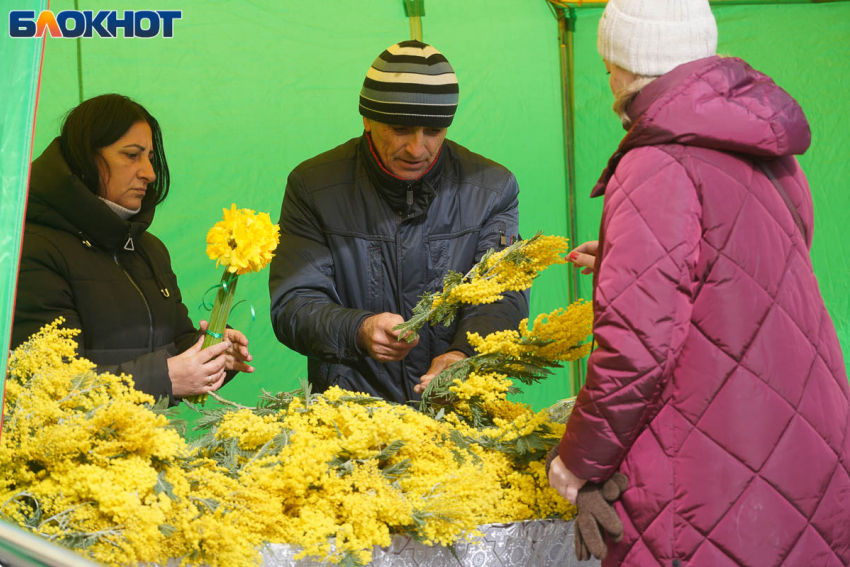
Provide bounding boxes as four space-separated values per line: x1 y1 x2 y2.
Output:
59 94 170 205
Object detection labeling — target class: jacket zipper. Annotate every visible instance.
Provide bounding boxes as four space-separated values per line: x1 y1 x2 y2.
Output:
405 183 414 217
114 250 155 352
398 181 423 399
395 214 412 401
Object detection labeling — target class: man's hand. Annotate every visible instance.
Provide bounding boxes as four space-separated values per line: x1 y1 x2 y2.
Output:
548 454 588 505
357 312 419 362
568 240 598 275
199 320 254 373
414 350 467 394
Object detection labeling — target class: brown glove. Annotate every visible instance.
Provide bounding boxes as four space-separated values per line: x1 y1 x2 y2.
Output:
574 517 591 562
574 472 628 561
544 448 628 562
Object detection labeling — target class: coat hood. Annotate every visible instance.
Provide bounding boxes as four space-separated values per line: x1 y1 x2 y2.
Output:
27 138 157 251
592 56 811 197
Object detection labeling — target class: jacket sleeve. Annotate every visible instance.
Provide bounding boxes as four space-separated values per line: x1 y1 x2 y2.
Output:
12 232 177 405
559 148 701 483
104 351 177 405
269 169 372 364
449 172 530 356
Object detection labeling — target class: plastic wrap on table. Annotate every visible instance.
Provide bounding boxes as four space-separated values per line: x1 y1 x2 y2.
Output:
232 519 602 567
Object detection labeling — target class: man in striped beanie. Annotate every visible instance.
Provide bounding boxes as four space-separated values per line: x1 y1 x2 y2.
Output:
270 40 528 404
359 40 458 128
359 40 458 181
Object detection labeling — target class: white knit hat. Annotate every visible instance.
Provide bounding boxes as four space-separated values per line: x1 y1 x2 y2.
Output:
597 0 718 77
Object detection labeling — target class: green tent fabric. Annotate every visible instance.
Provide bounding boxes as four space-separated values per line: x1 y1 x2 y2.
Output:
3 1 848 431
0 0 47 401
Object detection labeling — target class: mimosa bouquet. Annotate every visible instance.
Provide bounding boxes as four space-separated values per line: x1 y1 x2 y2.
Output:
393 232 572 340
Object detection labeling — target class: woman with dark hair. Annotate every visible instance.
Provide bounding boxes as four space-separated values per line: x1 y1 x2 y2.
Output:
547 0 850 565
12 94 253 404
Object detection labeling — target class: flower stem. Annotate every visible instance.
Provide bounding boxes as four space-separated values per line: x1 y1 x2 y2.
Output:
207 390 251 410
185 270 239 405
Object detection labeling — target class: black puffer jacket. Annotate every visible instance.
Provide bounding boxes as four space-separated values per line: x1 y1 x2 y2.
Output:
12 138 198 404
269 134 529 403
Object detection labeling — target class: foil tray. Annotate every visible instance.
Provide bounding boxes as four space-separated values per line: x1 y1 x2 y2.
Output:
254 519 601 567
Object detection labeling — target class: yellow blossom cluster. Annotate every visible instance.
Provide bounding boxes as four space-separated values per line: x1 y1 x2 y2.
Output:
440 371 574 522
215 409 288 450
467 300 594 362
3 319 576 567
206 204 280 275
446 235 570 305
209 395 476 563
202 387 575 565
446 371 513 418
0 319 269 566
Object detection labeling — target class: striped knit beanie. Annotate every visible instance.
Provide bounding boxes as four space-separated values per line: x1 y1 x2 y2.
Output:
598 0 717 77
359 40 459 128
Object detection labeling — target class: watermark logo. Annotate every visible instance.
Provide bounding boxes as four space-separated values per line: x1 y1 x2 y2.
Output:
9 10 182 38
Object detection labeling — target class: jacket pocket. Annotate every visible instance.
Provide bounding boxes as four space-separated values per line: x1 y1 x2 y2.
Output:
425 238 448 291
425 237 462 358
368 243 384 313
425 232 479 290
479 221 511 253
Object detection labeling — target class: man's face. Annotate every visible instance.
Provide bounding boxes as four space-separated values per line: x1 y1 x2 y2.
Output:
364 118 447 181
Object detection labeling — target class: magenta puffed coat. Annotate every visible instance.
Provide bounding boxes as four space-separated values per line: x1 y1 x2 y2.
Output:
559 56 850 567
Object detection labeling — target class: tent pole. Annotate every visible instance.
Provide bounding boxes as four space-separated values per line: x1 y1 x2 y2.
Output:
404 0 425 41
557 7 584 397
409 17 423 42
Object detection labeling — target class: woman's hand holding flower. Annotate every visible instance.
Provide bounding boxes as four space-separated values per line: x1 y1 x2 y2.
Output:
199 319 254 373
167 336 230 397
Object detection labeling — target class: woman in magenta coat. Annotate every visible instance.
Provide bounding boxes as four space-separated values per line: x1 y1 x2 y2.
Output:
548 1 850 565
